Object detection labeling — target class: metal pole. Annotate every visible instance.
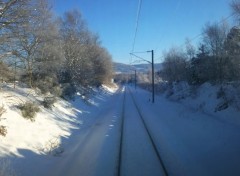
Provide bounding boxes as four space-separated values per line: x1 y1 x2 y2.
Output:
130 50 154 102
135 70 137 89
151 50 154 103
14 60 16 89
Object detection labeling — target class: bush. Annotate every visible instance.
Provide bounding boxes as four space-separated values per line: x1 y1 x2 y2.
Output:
0 125 7 137
36 136 64 156
35 80 49 94
51 86 62 97
19 102 40 121
217 86 226 99
61 83 76 100
45 137 64 156
0 105 7 137
0 61 13 83
42 97 56 109
32 75 60 95
0 105 6 118
215 101 229 112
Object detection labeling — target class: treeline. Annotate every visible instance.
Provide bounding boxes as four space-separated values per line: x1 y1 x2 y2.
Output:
159 1 240 85
0 0 113 97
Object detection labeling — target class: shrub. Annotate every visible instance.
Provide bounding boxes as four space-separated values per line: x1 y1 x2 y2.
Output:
0 105 7 137
0 105 6 119
165 84 174 98
37 82 49 94
215 101 229 112
45 137 64 156
19 102 40 121
36 136 64 156
155 82 168 94
42 97 56 109
217 86 226 99
0 61 13 83
0 125 7 137
32 75 60 95
51 86 62 97
61 83 76 100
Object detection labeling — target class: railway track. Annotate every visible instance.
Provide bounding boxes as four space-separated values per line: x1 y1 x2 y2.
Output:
116 86 168 176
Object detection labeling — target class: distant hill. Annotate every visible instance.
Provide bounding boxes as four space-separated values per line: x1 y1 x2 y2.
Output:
113 62 162 74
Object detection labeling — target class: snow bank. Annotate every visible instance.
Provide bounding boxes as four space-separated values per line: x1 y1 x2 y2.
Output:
161 82 240 126
101 83 118 93
0 83 80 157
130 85 240 175
0 83 119 175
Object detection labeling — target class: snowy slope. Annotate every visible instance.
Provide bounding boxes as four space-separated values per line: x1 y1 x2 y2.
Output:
47 86 125 176
130 85 240 176
162 82 240 126
0 83 118 176
1 82 239 176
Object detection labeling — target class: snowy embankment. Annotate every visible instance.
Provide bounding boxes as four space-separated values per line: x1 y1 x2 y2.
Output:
0 83 118 175
131 83 240 176
162 82 240 126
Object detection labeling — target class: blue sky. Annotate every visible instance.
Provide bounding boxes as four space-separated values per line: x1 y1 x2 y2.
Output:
53 0 233 64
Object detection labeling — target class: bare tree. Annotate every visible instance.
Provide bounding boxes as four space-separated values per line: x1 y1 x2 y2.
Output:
60 10 113 87
185 38 196 60
0 0 29 29
0 61 12 82
224 26 240 80
92 46 113 85
202 22 229 57
161 47 188 83
0 0 30 59
0 0 113 93
202 22 229 83
8 0 60 87
231 0 240 24
60 10 87 85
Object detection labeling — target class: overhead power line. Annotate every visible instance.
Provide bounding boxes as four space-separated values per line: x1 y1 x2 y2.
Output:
131 0 142 53
156 12 236 61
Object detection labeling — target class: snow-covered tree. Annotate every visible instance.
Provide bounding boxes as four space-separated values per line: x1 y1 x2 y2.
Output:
60 10 113 87
8 0 61 87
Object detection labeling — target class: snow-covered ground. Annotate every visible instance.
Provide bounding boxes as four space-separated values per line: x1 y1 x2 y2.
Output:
162 82 240 127
0 83 118 176
0 82 240 176
131 84 240 176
